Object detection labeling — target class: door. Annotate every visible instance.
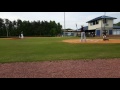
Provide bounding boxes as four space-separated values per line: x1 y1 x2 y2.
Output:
109 30 112 35
96 30 100 36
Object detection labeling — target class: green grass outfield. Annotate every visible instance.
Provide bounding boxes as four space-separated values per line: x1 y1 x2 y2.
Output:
0 37 120 63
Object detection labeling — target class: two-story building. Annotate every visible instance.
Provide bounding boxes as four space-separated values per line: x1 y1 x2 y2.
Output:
63 15 120 37
86 15 120 36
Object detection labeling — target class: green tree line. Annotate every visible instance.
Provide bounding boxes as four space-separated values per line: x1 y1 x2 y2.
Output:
114 22 120 26
0 18 63 37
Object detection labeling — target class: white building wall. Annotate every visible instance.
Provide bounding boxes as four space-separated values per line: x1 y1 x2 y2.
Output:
113 29 120 35
88 20 101 30
101 19 113 28
88 19 113 30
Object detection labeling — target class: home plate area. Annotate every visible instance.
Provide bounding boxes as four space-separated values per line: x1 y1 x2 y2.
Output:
62 39 120 44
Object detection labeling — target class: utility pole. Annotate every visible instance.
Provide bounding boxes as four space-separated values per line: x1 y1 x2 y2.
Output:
102 12 107 40
64 12 65 37
104 12 106 31
76 24 78 36
103 12 106 35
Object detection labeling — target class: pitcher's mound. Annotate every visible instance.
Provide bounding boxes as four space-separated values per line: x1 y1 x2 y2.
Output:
62 39 120 44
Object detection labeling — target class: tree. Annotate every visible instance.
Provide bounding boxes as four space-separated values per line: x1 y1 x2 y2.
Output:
0 17 63 37
0 18 4 36
115 22 120 26
0 18 4 29
50 28 56 36
12 20 17 36
8 21 13 36
17 19 22 32
57 23 62 35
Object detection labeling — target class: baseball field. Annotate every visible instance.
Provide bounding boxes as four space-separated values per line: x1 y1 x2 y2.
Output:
0 36 120 63
0 36 120 78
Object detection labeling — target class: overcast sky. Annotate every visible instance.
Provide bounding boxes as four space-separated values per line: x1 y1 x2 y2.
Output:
0 12 120 29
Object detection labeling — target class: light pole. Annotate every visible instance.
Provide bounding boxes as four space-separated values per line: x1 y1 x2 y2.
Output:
104 12 106 31
64 12 65 37
103 12 106 35
4 19 9 38
76 24 78 36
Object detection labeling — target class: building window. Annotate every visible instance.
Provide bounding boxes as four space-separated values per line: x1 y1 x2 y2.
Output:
103 19 107 24
93 21 95 25
90 23 92 26
96 20 99 24
90 20 99 26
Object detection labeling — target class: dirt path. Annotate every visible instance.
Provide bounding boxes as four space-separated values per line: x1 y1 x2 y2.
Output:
0 59 120 78
62 39 120 44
